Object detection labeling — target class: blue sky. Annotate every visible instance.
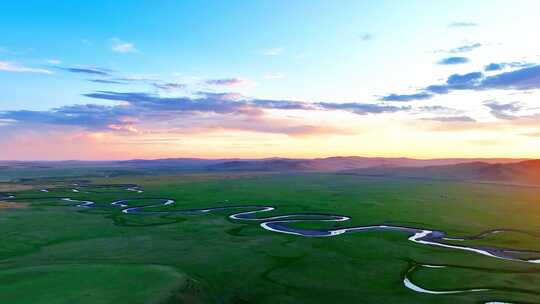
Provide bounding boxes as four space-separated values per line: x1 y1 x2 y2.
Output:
1 1 540 160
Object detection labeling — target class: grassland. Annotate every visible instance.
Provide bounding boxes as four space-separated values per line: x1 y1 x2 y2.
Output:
2 173 540 303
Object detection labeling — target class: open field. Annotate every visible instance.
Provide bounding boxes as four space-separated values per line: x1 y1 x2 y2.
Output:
2 173 540 303
3 1 540 303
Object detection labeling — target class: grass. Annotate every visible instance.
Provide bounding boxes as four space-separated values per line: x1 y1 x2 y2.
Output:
1 173 540 303
0 264 196 304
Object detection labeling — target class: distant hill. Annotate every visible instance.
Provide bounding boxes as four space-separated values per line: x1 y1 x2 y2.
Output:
205 156 525 172
0 156 526 172
119 158 228 169
344 159 540 185
1 156 536 183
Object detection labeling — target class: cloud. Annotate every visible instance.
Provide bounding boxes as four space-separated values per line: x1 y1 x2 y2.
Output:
359 34 374 41
89 79 127 85
111 38 137 53
379 92 433 102
421 110 540 133
386 64 540 106
484 63 506 72
422 116 476 122
0 104 128 131
46 59 61 65
484 101 523 120
433 43 481 54
315 102 410 114
198 117 346 137
424 65 540 95
1 89 413 138
83 91 311 113
480 65 540 90
424 72 483 94
437 56 470 65
0 61 52 74
205 78 246 86
448 22 478 27
417 105 455 112
59 66 113 76
117 75 155 82
447 71 484 86
484 62 531 72
448 43 482 53
246 98 310 110
263 48 283 56
152 82 186 92
0 95 331 137
82 91 242 114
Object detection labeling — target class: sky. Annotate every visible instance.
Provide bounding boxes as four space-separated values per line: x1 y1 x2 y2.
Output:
1 0 540 160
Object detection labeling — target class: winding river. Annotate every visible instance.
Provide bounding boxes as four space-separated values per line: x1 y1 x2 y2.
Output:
2 182 540 302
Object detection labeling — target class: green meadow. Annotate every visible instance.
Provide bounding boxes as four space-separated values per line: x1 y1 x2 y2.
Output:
2 173 540 303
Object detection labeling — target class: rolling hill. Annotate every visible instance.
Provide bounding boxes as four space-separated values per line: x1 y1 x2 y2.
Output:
2 156 538 185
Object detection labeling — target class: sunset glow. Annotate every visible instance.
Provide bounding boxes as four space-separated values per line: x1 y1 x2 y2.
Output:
1 1 540 160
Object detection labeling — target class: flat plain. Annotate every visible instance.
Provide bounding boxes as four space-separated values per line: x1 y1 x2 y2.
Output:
2 173 540 303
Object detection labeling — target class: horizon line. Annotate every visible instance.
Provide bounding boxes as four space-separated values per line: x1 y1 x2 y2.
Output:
0 155 533 163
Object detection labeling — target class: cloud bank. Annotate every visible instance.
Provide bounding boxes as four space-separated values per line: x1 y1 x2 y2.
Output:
438 56 470 65
0 91 411 137
0 61 52 74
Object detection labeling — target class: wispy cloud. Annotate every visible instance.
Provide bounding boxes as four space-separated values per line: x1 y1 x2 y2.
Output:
484 62 531 72
111 38 137 53
380 92 433 102
88 79 127 85
0 90 412 138
46 59 61 65
448 43 482 53
422 116 476 122
448 22 478 28
0 61 52 74
82 91 310 113
117 75 156 82
315 102 410 114
437 56 470 65
152 82 186 92
263 48 283 56
0 104 125 131
416 105 459 113
359 33 374 41
206 78 247 86
484 100 523 120
59 66 113 76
